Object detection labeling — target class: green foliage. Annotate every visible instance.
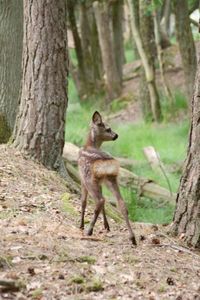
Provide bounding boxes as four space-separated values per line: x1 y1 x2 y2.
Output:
66 79 189 224
124 41 135 63
161 90 188 122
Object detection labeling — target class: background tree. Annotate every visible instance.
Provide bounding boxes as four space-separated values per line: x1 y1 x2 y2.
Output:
93 1 122 101
171 50 200 248
0 0 23 143
128 0 162 122
111 0 125 86
173 0 197 98
13 0 68 176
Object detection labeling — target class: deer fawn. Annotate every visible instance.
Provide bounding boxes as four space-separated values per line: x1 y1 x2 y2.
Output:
78 111 137 245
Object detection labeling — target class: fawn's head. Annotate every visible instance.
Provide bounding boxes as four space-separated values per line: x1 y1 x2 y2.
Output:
90 111 118 144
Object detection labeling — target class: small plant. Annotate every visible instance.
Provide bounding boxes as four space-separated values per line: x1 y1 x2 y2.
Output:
85 278 104 292
70 275 85 284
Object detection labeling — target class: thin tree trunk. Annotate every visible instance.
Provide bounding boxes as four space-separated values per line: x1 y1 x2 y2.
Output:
131 0 140 60
80 2 95 93
111 0 124 85
0 0 23 143
173 0 197 99
171 53 200 248
160 0 171 37
93 1 121 101
13 0 68 174
128 0 162 122
153 9 173 103
67 0 87 98
89 8 103 89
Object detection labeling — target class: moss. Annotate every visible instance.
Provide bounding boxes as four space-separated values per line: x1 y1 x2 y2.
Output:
76 255 96 264
70 275 85 284
61 193 78 216
0 114 11 144
31 288 43 299
0 256 13 269
85 278 103 292
158 285 166 293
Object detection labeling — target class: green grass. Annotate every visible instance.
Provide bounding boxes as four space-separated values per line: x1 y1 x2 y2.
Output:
124 41 136 63
66 76 189 224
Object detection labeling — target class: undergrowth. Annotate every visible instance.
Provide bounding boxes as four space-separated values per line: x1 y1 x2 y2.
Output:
66 47 189 224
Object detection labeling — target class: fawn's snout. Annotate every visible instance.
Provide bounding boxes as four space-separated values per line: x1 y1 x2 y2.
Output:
113 133 118 140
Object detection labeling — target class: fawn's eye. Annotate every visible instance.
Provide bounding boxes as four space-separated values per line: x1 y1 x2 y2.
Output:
106 128 111 133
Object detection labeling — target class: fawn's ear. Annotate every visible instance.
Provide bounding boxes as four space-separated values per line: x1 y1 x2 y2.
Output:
92 111 102 125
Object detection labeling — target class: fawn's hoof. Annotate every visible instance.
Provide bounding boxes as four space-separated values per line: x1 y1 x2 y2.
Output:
130 235 137 246
104 224 110 232
87 228 93 236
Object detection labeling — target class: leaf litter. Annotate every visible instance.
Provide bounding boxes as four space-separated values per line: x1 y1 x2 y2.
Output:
0 144 200 299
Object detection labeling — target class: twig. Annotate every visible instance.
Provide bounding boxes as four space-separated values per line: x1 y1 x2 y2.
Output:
151 243 200 259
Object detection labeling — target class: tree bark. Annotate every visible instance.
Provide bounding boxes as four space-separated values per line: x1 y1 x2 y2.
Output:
93 1 121 101
0 0 23 143
13 0 68 173
171 52 200 248
111 0 124 85
173 0 197 99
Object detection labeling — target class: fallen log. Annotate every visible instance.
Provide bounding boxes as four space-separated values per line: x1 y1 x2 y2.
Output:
63 142 176 203
63 142 137 168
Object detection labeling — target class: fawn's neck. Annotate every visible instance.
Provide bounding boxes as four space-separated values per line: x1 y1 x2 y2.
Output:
84 129 102 149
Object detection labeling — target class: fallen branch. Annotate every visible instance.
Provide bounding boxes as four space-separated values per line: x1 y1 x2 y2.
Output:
151 243 200 259
63 143 176 203
0 280 25 293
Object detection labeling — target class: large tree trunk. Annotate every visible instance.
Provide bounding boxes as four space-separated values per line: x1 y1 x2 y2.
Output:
173 0 197 99
93 1 121 101
13 0 68 174
129 0 162 122
171 53 200 248
111 0 124 85
0 0 23 143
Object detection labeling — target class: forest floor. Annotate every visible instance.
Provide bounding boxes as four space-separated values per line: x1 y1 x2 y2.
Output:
1 145 200 300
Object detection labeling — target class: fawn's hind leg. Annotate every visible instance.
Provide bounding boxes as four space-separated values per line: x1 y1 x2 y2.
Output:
80 182 88 230
106 176 137 245
102 206 110 231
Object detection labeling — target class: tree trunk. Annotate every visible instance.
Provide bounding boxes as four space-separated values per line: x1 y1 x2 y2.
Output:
171 52 200 248
67 0 86 98
111 0 124 85
128 0 162 122
89 8 103 88
79 2 96 93
131 0 140 60
93 1 121 101
13 0 68 173
153 8 173 103
0 0 23 143
173 0 197 99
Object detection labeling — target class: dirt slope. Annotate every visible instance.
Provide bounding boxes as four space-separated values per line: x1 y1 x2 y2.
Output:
0 145 200 300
